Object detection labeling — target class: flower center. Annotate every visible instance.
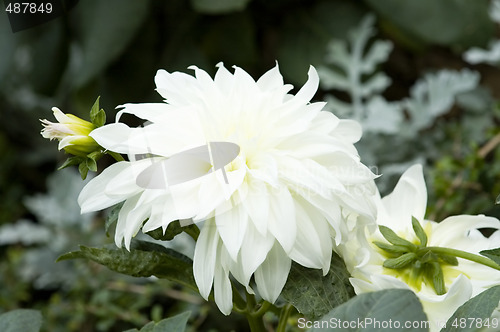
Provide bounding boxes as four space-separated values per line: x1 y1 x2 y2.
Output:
373 217 458 295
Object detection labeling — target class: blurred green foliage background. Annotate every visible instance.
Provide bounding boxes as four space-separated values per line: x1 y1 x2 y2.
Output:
1 0 500 331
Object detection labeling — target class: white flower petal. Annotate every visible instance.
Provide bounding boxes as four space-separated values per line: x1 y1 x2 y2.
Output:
246 153 279 187
215 204 248 261
278 156 346 199
309 110 340 134
289 198 333 274
193 220 219 300
295 66 319 103
255 243 291 303
381 164 427 227
154 69 199 104
431 215 500 251
90 123 140 154
238 221 275 286
115 193 142 248
104 159 152 197
277 133 355 160
242 180 270 235
78 162 132 213
214 248 233 315
196 164 247 219
141 198 171 232
421 275 472 332
91 120 205 157
52 107 73 123
122 199 151 250
214 63 234 92
57 136 78 150
115 103 173 122
331 119 362 143
268 188 296 253
256 63 284 91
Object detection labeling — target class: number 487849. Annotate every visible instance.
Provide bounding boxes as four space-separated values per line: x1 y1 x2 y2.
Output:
5 2 53 14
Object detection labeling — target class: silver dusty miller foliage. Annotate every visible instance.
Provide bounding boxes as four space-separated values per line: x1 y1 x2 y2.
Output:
463 0 500 66
318 14 481 191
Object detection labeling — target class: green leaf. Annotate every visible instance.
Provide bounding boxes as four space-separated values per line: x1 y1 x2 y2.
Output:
379 226 418 251
441 285 500 332
412 217 428 247
190 0 251 14
383 252 417 269
73 0 151 88
0 309 42 332
85 157 98 172
78 162 89 180
58 156 85 170
480 247 500 266
89 96 100 120
373 241 410 255
146 221 185 241
365 0 494 48
437 254 459 266
87 151 103 168
426 262 445 295
146 221 199 241
311 289 428 332
57 241 197 291
281 252 355 320
89 96 106 127
0 11 15 89
105 203 123 237
152 311 190 332
125 311 190 332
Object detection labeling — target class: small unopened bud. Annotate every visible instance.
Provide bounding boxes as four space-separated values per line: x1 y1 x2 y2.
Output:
40 107 99 157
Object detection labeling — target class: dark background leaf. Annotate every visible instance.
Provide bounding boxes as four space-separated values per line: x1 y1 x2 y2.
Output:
480 248 500 266
190 0 251 14
281 252 355 319
312 289 428 332
124 311 190 332
57 240 197 291
365 0 493 48
73 0 151 88
441 286 500 332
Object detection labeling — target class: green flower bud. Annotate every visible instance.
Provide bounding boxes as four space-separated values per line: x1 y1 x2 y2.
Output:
40 107 99 157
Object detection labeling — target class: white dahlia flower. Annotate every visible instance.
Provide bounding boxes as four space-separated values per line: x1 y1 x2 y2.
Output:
77 63 377 314
339 164 500 331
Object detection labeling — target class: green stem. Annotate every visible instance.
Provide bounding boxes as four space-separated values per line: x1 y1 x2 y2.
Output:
244 290 267 332
419 247 500 271
231 284 247 313
245 314 267 332
255 301 272 317
276 304 294 332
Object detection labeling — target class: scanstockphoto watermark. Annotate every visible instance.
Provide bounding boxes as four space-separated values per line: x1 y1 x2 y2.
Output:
297 317 437 330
